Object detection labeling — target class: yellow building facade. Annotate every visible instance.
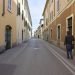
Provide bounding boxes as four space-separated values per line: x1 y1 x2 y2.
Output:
0 0 17 51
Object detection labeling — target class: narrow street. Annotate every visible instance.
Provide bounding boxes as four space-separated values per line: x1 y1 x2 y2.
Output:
0 38 75 75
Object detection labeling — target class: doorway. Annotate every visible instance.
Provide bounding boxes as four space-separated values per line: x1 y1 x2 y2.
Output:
57 24 61 46
22 29 23 41
5 25 12 49
57 26 61 40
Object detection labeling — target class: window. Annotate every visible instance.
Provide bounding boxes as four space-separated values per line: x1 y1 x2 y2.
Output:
68 17 72 34
50 11 53 21
24 19 27 27
57 0 60 11
8 0 12 11
52 11 53 20
17 3 20 15
51 29 52 38
22 10 24 20
29 26 31 31
46 18 48 26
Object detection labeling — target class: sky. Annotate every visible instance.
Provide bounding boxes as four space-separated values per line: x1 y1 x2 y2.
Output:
28 0 46 34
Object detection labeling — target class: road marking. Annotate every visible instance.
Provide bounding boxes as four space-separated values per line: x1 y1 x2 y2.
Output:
50 48 75 75
32 39 38 40
48 45 75 70
44 41 75 69
45 44 75 75
34 48 39 49
50 44 66 54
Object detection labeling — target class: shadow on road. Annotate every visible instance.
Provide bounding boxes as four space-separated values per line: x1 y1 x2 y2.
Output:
0 64 16 75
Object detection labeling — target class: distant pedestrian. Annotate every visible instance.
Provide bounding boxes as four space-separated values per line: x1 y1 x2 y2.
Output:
38 35 39 38
64 31 74 59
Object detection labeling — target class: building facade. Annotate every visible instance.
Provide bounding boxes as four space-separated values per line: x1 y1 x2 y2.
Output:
34 19 44 39
17 0 32 44
0 0 32 52
40 19 44 39
0 0 17 51
43 0 75 49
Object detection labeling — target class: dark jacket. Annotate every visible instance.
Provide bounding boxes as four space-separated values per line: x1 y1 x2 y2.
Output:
64 35 74 45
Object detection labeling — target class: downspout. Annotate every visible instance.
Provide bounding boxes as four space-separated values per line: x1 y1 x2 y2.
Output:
2 0 5 16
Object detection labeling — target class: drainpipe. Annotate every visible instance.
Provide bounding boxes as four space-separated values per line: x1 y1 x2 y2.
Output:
2 0 5 16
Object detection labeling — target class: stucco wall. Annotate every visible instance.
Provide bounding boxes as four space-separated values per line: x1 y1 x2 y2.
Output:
0 0 17 48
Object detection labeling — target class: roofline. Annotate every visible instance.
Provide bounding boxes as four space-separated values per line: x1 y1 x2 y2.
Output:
42 0 49 16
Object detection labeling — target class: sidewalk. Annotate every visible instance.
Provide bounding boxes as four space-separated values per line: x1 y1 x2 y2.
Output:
0 39 29 54
43 40 75 66
0 42 29 63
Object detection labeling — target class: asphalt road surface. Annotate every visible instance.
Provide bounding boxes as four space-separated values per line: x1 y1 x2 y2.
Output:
0 38 75 75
